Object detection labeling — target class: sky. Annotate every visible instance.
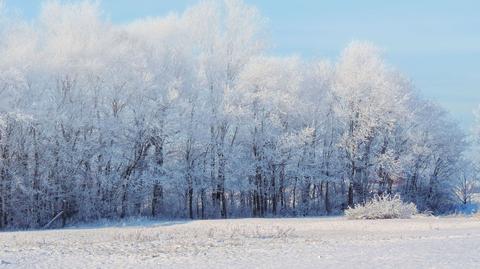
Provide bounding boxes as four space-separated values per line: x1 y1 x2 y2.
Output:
4 0 480 130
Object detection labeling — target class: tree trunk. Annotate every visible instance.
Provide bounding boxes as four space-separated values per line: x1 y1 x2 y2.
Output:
187 186 194 219
348 182 354 208
151 183 162 217
325 181 331 214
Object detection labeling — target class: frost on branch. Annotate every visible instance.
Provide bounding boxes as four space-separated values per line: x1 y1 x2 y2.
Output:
345 194 418 220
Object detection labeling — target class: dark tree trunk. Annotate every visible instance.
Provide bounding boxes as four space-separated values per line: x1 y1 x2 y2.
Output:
325 181 331 214
151 183 162 217
348 182 354 208
187 187 194 219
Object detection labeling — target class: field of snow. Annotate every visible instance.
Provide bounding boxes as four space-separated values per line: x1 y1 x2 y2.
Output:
1 216 480 269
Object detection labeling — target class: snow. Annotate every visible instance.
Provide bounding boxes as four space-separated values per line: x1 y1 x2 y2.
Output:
1 216 480 269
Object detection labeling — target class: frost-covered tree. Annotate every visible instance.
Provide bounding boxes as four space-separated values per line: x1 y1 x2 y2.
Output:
453 160 478 205
333 42 412 206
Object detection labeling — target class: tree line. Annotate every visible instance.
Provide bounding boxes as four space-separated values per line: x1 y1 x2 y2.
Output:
0 0 476 229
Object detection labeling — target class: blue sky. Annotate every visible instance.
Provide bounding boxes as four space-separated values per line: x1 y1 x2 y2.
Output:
4 0 480 130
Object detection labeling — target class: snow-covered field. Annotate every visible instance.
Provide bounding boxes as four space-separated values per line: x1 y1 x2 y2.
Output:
1 216 480 269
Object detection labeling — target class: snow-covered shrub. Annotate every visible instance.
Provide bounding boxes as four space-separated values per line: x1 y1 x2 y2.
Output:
345 194 417 220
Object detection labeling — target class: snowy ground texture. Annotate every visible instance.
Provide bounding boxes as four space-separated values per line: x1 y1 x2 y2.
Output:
1 216 480 269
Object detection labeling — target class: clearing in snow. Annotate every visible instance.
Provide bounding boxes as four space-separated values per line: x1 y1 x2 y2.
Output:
1 216 480 269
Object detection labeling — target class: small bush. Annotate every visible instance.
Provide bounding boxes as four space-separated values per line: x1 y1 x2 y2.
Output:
345 194 417 220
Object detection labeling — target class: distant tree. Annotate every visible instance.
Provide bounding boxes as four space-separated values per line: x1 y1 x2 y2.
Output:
453 160 478 205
